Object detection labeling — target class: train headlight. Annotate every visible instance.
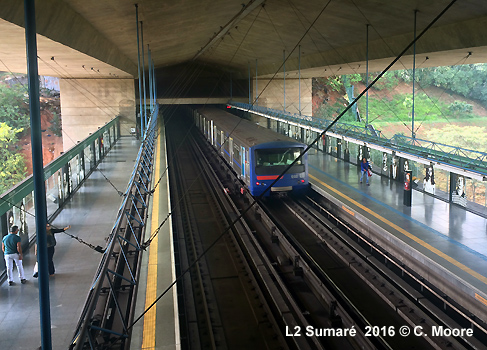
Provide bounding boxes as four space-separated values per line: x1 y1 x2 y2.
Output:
256 182 260 186
300 179 305 183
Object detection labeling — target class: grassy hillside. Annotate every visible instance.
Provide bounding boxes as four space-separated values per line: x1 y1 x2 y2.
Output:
312 78 487 153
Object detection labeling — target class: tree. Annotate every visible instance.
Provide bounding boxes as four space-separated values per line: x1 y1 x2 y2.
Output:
0 122 26 194
0 83 30 131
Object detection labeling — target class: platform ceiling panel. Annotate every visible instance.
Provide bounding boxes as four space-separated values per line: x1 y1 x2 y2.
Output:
0 0 487 78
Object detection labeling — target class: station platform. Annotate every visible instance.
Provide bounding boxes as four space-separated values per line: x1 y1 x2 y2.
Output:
2 123 485 349
307 149 487 320
0 136 142 350
0 124 177 350
131 122 179 350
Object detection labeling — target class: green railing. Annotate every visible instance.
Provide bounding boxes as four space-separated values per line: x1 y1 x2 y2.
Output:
0 116 121 240
229 102 487 178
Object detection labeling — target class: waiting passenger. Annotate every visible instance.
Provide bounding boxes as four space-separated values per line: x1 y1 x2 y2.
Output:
359 157 372 186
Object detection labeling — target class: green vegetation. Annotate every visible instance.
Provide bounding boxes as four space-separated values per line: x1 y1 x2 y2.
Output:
369 71 400 91
313 65 487 151
425 125 487 152
0 80 30 194
0 74 62 194
0 83 30 130
358 92 453 124
416 64 487 107
0 122 26 194
48 112 62 137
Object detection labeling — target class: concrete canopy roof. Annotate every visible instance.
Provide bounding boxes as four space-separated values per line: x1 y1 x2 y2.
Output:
1 0 487 80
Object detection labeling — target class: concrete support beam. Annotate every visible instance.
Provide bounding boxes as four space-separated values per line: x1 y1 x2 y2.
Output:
60 79 136 150
253 78 312 117
157 97 237 105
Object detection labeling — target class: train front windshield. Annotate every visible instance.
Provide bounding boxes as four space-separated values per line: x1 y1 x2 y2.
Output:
255 147 305 175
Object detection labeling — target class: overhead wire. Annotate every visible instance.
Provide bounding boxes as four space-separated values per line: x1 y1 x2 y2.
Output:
125 0 345 333
349 0 475 138
412 53 472 136
37 56 126 196
150 3 266 193
97 2 463 343
287 0 414 133
288 0 433 134
144 1 331 249
0 56 127 234
0 190 107 253
126 0 459 336
142 5 268 248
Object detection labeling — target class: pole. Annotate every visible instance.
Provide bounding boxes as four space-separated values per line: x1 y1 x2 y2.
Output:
248 62 251 104
24 1 52 349
148 46 153 121
283 49 286 112
366 24 369 129
154 60 157 107
412 10 418 140
152 59 156 110
298 45 301 115
255 59 258 105
135 5 143 139
141 21 147 137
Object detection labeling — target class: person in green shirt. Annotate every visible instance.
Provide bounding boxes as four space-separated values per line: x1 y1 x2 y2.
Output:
2 225 26 286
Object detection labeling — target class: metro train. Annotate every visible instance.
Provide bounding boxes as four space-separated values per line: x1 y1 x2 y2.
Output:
193 107 309 197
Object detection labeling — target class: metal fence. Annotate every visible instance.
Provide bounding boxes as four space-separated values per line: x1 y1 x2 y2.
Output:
0 117 121 274
70 105 158 349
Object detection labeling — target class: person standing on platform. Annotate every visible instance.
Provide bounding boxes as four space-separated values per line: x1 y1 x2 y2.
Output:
33 223 71 277
2 225 26 285
359 157 371 186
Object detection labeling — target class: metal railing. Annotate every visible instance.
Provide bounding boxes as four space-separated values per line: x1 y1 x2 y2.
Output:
70 105 158 350
228 102 487 179
0 117 121 273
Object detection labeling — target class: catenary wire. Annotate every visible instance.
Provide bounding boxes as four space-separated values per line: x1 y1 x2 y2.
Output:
123 0 458 336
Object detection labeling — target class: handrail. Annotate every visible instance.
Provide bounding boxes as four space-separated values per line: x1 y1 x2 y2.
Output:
228 102 487 179
0 116 120 217
70 105 158 350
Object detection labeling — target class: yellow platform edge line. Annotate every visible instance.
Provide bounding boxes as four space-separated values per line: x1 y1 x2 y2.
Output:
142 126 161 349
309 174 487 285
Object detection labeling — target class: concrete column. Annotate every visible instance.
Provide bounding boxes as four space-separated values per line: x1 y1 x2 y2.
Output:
253 78 312 116
60 78 136 150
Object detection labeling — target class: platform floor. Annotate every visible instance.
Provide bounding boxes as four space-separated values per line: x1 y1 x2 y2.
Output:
3 131 486 349
307 149 487 300
130 122 179 350
0 136 142 350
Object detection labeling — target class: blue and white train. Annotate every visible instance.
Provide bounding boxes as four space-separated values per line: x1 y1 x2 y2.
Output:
193 107 309 197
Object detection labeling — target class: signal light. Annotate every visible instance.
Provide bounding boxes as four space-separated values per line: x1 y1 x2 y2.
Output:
300 179 305 183
256 182 260 186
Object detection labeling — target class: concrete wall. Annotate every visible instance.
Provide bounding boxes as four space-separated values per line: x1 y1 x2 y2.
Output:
253 78 312 116
60 79 136 150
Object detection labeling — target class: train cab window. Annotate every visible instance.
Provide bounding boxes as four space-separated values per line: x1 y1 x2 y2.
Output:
255 147 305 175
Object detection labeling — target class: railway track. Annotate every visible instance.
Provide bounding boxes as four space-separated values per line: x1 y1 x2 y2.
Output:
294 192 487 349
262 196 486 350
166 108 486 349
167 113 319 349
